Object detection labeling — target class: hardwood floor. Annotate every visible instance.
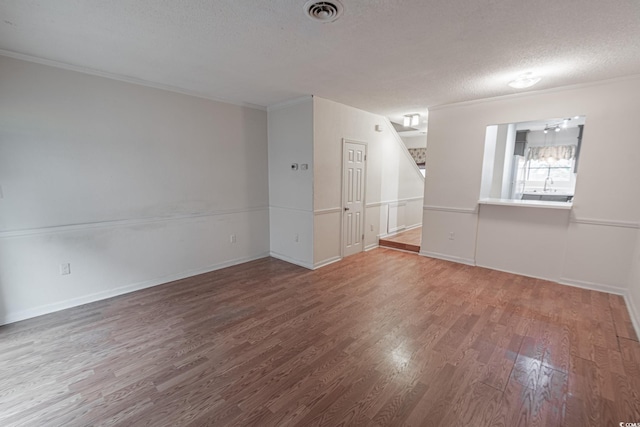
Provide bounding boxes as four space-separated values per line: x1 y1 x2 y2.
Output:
379 227 422 253
1 248 639 426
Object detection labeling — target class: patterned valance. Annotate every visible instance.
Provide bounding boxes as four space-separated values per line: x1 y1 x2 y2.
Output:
408 148 426 165
526 145 577 161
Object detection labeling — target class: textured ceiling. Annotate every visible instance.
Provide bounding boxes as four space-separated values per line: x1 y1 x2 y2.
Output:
1 0 639 130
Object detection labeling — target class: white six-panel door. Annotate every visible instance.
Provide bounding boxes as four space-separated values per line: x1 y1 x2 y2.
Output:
342 141 366 257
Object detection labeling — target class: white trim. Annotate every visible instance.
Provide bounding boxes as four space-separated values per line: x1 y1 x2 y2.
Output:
558 277 627 297
478 198 573 210
405 223 423 231
366 201 384 208
378 222 422 239
570 218 640 229
429 73 640 112
0 206 269 239
423 205 477 214
463 266 629 301
314 207 342 215
475 264 559 282
313 256 343 269
1 252 270 326
269 251 314 270
364 243 379 251
624 294 640 342
475 262 579 284
419 250 476 266
383 117 425 181
380 246 421 255
267 96 313 112
0 49 266 111
366 197 423 208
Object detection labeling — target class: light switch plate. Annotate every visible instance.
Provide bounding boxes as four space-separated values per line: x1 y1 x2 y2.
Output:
60 263 71 275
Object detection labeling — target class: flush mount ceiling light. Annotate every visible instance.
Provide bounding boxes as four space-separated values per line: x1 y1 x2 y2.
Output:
403 114 420 127
508 72 542 89
304 0 344 23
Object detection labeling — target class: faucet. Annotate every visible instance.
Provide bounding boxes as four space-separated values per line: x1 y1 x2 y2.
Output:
544 176 554 192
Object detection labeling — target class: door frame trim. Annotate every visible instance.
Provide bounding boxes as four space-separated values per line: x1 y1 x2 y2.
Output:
340 139 368 258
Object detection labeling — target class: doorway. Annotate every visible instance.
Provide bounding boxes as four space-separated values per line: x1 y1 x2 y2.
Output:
342 140 366 258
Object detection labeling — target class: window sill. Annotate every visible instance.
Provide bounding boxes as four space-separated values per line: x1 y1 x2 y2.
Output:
478 198 573 210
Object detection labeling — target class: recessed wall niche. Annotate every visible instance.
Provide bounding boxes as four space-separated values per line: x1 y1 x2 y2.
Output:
480 116 586 204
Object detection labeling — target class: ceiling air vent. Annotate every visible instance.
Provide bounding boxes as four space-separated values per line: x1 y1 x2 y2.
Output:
304 0 344 23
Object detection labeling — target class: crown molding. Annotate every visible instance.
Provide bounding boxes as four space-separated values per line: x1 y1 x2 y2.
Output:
0 49 267 111
266 96 313 112
429 73 640 112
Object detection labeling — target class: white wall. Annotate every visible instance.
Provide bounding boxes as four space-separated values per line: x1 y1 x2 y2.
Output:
0 56 270 324
480 123 517 199
628 231 640 330
267 97 314 268
313 97 424 267
401 135 428 149
490 124 509 198
422 75 640 315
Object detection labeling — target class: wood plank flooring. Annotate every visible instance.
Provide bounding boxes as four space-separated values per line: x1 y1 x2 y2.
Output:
379 227 422 253
1 248 640 426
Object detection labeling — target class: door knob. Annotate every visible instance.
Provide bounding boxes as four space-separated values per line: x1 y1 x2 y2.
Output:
344 207 350 211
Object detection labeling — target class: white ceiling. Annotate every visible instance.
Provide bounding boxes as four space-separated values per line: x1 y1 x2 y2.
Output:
1 0 639 132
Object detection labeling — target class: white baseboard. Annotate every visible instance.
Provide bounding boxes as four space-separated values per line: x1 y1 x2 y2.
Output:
269 251 314 270
558 277 627 296
1 252 270 326
378 222 422 239
313 256 342 269
364 243 379 251
419 250 476 266
623 293 640 341
560 278 639 339
419 255 640 339
475 264 560 282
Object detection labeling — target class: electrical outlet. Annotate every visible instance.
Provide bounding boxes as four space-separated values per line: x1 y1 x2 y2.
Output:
230 234 236 243
60 263 71 275
449 232 455 240
294 233 299 243
370 224 374 231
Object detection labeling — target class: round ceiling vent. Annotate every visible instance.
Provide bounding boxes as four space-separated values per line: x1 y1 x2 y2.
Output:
304 0 344 23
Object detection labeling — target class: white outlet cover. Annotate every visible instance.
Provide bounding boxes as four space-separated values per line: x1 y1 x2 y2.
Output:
60 263 71 275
